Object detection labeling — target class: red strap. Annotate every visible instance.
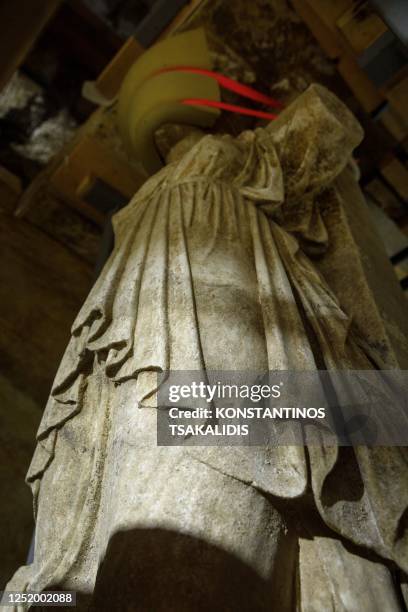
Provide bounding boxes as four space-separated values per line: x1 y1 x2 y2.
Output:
182 98 278 120
156 66 283 109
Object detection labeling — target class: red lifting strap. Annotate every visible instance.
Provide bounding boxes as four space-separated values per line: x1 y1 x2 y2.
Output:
182 98 278 120
155 66 283 120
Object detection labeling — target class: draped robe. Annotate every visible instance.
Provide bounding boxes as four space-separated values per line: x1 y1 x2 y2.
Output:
7 84 408 611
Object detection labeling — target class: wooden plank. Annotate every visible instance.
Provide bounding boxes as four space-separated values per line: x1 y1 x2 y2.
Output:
338 53 384 112
291 0 343 58
48 184 106 227
336 1 388 56
14 108 106 218
0 166 22 214
15 104 144 222
95 37 144 101
0 0 62 92
158 0 207 38
386 75 408 120
380 155 408 201
292 0 385 114
306 0 354 30
365 177 403 216
50 135 144 219
0 166 22 196
394 264 408 282
379 104 408 143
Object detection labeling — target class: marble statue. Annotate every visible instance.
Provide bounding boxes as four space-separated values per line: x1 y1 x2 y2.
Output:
6 84 408 611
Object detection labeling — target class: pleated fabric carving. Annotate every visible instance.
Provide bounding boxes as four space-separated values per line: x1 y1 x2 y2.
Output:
9 85 407 607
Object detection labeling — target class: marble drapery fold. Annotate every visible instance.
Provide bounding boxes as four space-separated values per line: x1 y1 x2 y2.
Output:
8 84 408 609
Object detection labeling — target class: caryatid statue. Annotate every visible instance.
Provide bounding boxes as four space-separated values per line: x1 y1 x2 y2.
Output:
7 84 408 611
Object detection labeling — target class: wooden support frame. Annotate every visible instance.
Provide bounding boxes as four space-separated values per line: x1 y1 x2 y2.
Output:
0 0 62 93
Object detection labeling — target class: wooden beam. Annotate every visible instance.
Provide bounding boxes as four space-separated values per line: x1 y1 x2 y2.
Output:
337 53 384 113
158 0 207 39
336 1 388 56
291 0 343 58
0 166 22 214
0 0 62 92
380 154 408 201
93 37 144 102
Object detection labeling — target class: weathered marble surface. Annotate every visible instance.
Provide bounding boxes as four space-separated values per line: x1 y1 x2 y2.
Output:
6 85 408 610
